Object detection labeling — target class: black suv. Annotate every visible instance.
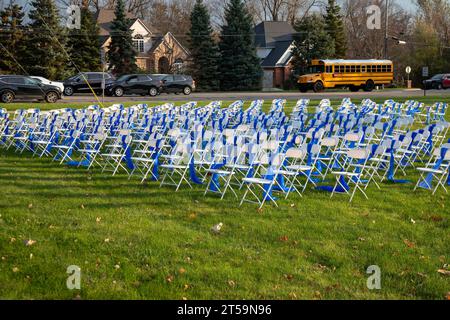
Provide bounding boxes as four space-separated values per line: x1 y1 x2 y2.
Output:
63 72 114 96
160 74 195 95
0 75 62 103
105 74 165 97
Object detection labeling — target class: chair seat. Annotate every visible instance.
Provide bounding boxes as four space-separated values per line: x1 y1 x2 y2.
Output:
370 157 390 163
272 169 298 176
206 169 235 175
286 165 312 171
78 149 98 153
331 171 360 177
417 167 444 174
101 153 123 158
160 164 188 170
227 164 252 170
243 177 272 184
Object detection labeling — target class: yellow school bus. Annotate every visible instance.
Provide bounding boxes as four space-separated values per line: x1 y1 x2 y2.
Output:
297 59 394 93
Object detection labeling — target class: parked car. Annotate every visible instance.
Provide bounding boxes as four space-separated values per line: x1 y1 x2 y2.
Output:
423 74 450 90
63 72 114 96
0 75 61 103
160 74 195 95
30 76 64 93
105 74 164 97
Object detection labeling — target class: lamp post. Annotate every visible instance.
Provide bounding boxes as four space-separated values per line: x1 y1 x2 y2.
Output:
384 0 389 59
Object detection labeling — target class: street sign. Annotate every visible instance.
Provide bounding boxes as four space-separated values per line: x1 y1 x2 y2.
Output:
405 66 411 74
422 66 429 77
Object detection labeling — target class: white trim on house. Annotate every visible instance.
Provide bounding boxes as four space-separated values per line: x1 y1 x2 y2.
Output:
276 44 294 66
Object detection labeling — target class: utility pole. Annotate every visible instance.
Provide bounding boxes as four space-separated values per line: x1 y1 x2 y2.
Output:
384 0 389 59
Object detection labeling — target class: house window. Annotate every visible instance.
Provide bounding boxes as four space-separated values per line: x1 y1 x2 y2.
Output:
133 35 145 53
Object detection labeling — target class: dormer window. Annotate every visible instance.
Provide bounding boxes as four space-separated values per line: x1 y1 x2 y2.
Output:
133 34 145 53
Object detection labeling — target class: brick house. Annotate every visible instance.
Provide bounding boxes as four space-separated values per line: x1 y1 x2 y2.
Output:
96 9 190 73
254 21 295 89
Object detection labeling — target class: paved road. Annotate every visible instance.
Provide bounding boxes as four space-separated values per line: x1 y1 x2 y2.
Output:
57 89 449 104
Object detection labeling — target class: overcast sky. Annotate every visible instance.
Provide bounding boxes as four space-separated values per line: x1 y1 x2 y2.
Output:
1 0 420 15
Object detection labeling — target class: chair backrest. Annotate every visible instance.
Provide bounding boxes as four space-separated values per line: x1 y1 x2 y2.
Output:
285 148 305 160
347 148 369 160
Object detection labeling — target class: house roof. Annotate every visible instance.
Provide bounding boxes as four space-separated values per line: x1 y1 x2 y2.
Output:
96 8 159 36
260 41 293 67
255 21 295 68
254 21 295 47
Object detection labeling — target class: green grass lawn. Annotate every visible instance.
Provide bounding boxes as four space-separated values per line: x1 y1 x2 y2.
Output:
0 98 449 300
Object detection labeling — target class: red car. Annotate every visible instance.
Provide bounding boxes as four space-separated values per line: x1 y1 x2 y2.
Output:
423 74 450 90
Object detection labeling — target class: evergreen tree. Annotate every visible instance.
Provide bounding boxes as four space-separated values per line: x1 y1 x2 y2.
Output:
107 0 137 75
219 0 262 91
22 0 69 79
188 0 220 91
0 2 27 74
324 0 346 58
291 14 335 74
67 7 101 72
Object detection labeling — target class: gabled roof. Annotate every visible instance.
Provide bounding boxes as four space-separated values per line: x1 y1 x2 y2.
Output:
96 8 159 36
148 32 190 56
261 41 293 67
254 21 295 47
255 21 295 68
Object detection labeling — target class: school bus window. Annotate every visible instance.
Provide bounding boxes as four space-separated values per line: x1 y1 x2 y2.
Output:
361 66 366 72
382 65 387 72
356 66 361 72
377 65 382 72
387 65 392 72
350 65 355 72
345 66 350 73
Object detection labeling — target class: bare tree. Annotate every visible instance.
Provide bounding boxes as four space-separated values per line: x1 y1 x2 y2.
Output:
245 0 319 23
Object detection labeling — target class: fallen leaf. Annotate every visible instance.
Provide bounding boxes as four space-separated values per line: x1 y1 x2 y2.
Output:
96 217 101 223
284 274 294 280
417 272 427 278
403 239 415 248
228 280 236 287
279 235 289 242
183 284 190 290
10 237 16 243
188 213 197 219
114 264 120 270
24 239 36 246
178 268 186 274
182 297 188 300
81 204 85 209
29 253 33 259
437 269 450 276
28 203 33 209
12 267 19 273
314 291 322 299
104 238 110 243
410 218 416 224
288 292 297 299
166 275 174 283
446 292 450 300
290 203 295 207
358 237 365 242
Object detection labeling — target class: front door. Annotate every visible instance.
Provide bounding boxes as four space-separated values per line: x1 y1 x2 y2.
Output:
263 70 274 89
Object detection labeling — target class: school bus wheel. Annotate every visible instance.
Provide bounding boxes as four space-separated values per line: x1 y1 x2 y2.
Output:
363 80 375 92
313 81 324 93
